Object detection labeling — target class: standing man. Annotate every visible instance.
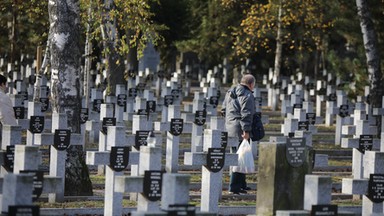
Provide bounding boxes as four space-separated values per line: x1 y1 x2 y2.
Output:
222 73 256 195
0 74 17 145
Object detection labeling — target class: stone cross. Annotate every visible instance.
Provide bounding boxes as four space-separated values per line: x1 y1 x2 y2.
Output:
86 125 139 216
34 112 83 202
115 145 162 214
184 129 238 213
342 151 384 216
154 105 192 173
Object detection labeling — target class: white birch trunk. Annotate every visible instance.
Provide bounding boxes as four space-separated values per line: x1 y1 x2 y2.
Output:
356 0 383 134
48 0 93 196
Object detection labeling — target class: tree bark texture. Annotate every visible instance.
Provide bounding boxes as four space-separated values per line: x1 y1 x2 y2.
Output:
273 0 283 80
356 0 383 134
48 0 93 196
356 0 383 108
101 0 125 95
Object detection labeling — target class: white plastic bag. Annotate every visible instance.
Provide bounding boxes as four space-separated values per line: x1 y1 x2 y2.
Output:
232 139 255 174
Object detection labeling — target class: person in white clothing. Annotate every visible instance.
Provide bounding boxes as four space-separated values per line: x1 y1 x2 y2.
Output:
0 74 17 145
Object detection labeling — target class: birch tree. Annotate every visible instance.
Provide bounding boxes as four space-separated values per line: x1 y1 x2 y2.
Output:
48 0 92 196
356 0 383 133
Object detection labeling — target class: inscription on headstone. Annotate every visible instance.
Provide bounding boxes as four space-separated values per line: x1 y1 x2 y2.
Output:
29 116 44 133
169 118 183 136
137 109 148 116
39 98 49 112
13 106 25 119
368 174 384 203
171 89 180 99
143 170 163 201
306 113 316 125
19 170 44 201
163 95 174 107
109 147 130 172
221 132 228 149
92 99 104 113
328 93 337 102
310 204 338 216
286 137 306 167
298 121 309 131
338 105 349 117
117 94 127 107
128 88 138 98
194 110 206 126
293 103 303 110
18 91 28 101
101 117 116 134
146 100 156 113
8 205 40 216
134 130 150 150
358 135 373 154
53 129 71 151
3 145 15 172
205 148 225 173
79 108 89 124
166 204 196 216
209 96 219 108
137 83 146 91
317 88 326 96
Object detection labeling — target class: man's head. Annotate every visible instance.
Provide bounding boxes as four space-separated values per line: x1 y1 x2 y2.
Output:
240 74 255 90
0 74 7 91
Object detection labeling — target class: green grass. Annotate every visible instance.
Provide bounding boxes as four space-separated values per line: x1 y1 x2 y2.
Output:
36 199 137 208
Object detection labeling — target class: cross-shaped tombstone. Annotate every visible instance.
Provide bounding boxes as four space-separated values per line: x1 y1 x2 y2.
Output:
267 71 280 111
315 80 327 117
10 94 28 129
124 79 138 121
97 103 116 175
191 92 208 152
11 144 62 204
154 105 192 173
184 129 238 213
324 85 337 126
115 84 127 123
86 125 139 216
329 90 354 145
130 114 161 201
168 80 182 105
26 101 49 146
342 151 384 216
160 85 176 122
372 96 384 135
363 86 377 125
203 80 220 116
342 119 379 179
115 145 163 214
34 112 83 203
0 124 22 176
304 76 316 102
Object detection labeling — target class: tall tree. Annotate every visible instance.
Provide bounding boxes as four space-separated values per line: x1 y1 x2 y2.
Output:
48 0 93 196
356 0 383 132
0 0 49 62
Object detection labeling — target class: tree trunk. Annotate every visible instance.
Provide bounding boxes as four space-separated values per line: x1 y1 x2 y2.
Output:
33 42 50 102
84 5 93 107
100 0 125 95
273 0 283 80
8 0 19 64
356 0 383 134
48 0 93 196
127 30 139 72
